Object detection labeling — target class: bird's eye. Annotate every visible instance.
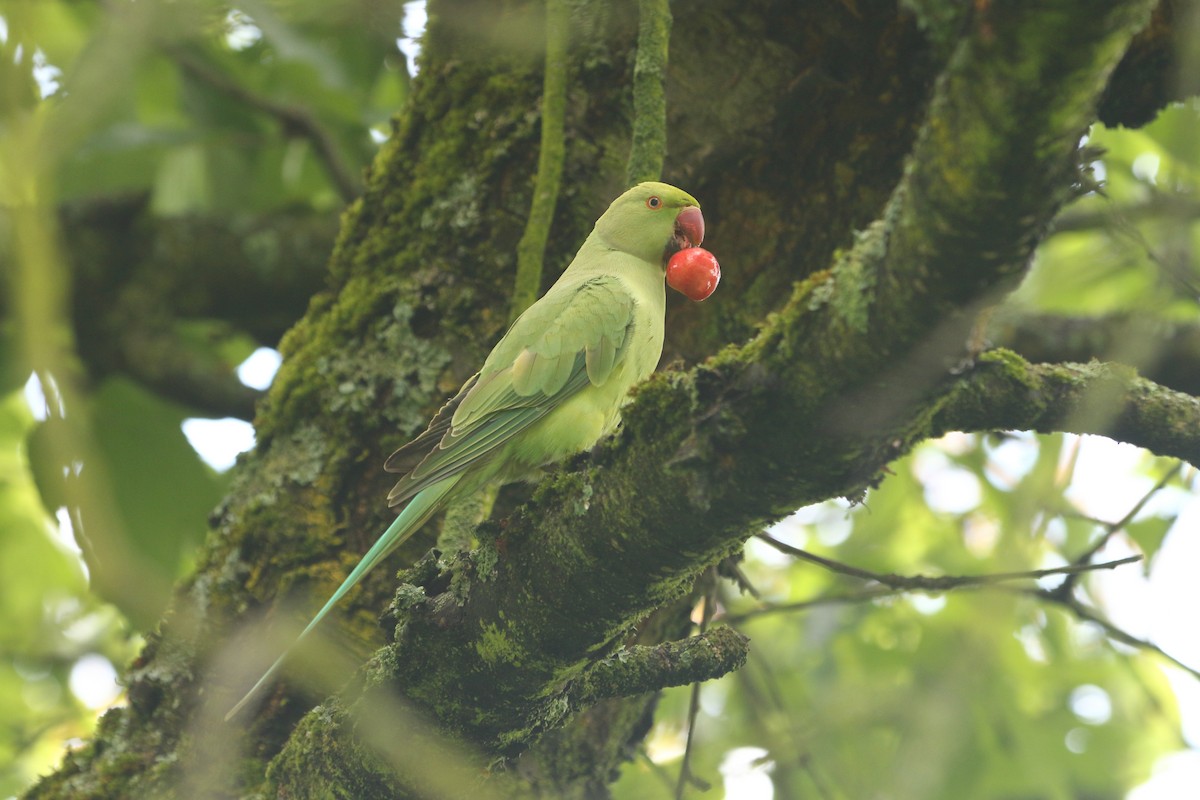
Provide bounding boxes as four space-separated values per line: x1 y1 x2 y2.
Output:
646 196 662 210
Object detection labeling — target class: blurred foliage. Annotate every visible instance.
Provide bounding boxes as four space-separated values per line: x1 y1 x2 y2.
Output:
617 434 1196 798
0 388 140 798
1013 103 1200 319
0 0 409 794
25 377 230 610
1 2 1199 799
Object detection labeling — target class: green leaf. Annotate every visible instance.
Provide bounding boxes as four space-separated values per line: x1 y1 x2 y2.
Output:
0 391 86 649
87 377 226 586
26 378 226 626
1124 516 1173 571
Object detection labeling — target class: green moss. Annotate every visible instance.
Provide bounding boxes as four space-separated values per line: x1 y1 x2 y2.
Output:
391 582 427 613
804 269 837 311
511 0 570 320
978 347 1043 389
261 275 455 450
268 423 331 489
440 486 495 552
617 370 695 441
475 620 526 667
828 223 884 335
900 0 967 52
625 0 672 185
472 531 501 582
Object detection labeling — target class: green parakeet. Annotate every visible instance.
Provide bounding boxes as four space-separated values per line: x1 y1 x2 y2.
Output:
226 181 704 720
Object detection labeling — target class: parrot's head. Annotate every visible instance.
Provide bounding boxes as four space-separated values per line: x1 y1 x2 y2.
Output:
595 181 704 267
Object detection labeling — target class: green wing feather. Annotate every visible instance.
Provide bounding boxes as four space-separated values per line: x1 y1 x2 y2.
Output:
383 373 479 477
386 275 636 508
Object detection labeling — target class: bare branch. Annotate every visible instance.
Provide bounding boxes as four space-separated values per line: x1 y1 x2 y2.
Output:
55 198 335 419
117 323 263 420
1053 195 1200 233
1070 462 1182 569
1032 587 1200 681
720 587 900 625
755 533 1141 592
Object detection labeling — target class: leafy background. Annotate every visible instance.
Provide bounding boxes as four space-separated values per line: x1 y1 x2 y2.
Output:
2 2 1199 798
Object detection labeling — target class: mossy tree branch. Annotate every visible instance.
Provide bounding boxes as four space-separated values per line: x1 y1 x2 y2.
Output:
569 626 750 705
931 350 1200 467
990 312 1200 396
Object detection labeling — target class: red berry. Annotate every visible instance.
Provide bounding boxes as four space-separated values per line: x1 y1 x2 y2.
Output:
666 247 721 301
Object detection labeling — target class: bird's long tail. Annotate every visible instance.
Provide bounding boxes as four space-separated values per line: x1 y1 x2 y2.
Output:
224 476 460 721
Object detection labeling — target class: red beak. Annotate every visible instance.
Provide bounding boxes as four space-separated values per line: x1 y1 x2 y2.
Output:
674 206 705 248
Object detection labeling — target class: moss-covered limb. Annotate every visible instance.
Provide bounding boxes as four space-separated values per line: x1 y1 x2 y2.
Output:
990 312 1200 396
265 3 935 765
510 0 570 321
931 350 1200 467
570 627 749 704
624 0 671 185
517 595 697 798
850 0 1157 368
522 696 658 800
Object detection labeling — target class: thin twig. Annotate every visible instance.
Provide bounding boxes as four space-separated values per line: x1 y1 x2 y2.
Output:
751 532 1196 684
1030 587 1200 681
1058 508 1118 527
675 576 714 800
1072 462 1182 569
719 586 900 624
637 747 681 794
725 638 839 800
1053 193 1200 234
755 533 1142 592
724 559 763 600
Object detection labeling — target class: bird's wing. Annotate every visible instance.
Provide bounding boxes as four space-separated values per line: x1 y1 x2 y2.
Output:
383 373 479 477
385 275 637 507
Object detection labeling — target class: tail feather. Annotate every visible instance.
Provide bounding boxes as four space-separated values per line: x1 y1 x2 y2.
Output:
224 476 459 721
